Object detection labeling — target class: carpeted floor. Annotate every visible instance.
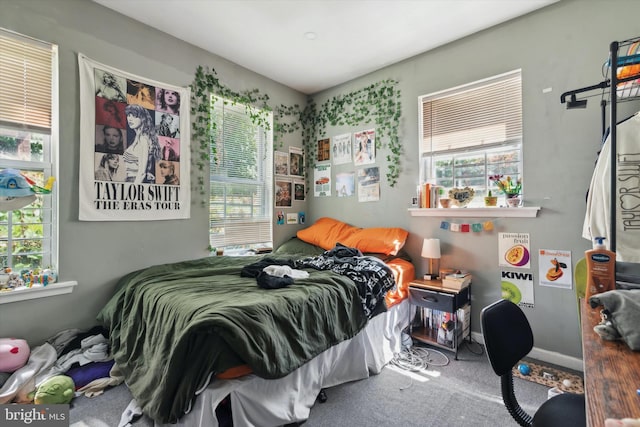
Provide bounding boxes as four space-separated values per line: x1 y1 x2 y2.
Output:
69 339 562 427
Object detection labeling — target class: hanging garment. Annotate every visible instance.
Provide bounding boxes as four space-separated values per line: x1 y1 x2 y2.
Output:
583 112 640 262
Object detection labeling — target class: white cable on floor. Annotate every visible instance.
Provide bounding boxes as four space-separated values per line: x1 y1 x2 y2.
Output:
390 346 450 372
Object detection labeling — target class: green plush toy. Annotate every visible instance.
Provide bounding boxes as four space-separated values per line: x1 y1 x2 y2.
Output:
34 375 75 404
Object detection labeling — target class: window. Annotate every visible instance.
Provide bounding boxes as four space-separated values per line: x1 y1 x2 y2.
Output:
0 28 58 271
419 70 522 207
209 96 273 252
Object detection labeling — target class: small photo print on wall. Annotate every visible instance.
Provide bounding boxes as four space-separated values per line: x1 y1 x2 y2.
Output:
275 179 292 207
289 147 304 177
317 138 331 162
275 151 289 175
354 129 375 166
276 210 285 225
336 172 355 197
294 181 305 201
332 133 352 165
298 211 306 225
314 165 331 197
539 249 572 289
357 167 380 202
499 233 531 269
286 213 298 225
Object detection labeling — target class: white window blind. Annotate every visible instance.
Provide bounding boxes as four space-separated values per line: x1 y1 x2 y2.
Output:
209 97 273 249
0 29 53 132
421 71 522 154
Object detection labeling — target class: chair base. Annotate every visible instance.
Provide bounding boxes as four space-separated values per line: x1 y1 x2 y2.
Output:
532 393 586 427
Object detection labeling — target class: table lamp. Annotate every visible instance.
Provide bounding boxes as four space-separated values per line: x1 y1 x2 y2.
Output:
422 238 441 280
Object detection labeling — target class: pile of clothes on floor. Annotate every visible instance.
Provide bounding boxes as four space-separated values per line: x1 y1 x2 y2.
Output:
0 326 122 404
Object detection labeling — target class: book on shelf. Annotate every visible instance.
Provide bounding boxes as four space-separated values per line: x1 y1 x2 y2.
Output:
441 273 472 290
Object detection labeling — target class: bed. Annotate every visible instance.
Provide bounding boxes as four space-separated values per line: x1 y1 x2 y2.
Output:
97 217 415 426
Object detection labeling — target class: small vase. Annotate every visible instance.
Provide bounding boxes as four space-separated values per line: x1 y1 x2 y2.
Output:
506 194 522 207
484 196 498 207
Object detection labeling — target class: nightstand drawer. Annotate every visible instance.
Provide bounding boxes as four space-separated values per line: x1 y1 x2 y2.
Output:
409 287 455 312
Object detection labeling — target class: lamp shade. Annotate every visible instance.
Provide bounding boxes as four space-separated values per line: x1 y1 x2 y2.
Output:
421 238 441 259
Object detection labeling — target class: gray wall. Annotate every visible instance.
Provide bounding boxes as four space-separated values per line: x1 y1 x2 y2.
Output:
2 0 639 362
0 0 307 345
310 0 640 361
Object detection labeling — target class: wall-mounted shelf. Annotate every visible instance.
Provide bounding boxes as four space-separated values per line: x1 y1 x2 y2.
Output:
408 207 540 218
0 281 78 304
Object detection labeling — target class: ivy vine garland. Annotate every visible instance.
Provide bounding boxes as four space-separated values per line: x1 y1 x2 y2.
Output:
190 66 271 200
191 66 403 190
273 81 402 186
310 80 402 187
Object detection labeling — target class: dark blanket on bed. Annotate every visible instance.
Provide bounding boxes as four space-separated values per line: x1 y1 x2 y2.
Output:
96 254 383 423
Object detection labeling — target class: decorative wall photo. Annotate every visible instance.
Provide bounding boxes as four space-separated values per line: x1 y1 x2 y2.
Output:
286 213 298 225
539 249 572 289
275 179 292 207
314 165 331 197
289 147 304 177
353 129 375 166
332 133 352 165
294 181 305 201
78 54 190 221
317 138 331 162
336 172 355 197
275 151 289 175
357 166 380 202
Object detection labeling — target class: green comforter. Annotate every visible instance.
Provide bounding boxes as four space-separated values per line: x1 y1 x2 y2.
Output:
97 255 368 423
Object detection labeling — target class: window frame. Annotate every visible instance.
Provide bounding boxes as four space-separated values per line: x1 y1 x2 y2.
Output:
419 70 523 207
208 95 273 253
0 28 59 272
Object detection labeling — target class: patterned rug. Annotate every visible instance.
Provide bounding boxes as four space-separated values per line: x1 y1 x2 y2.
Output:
512 360 584 394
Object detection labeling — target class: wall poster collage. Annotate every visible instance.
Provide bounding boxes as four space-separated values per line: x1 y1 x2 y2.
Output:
78 54 190 221
313 128 379 202
274 146 305 226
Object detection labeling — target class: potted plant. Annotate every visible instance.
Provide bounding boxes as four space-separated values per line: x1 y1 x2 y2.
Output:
484 190 498 207
489 174 523 207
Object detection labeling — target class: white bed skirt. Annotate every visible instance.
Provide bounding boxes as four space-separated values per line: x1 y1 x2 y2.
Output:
157 299 410 427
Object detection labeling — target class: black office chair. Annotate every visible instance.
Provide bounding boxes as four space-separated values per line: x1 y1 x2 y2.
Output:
480 299 586 427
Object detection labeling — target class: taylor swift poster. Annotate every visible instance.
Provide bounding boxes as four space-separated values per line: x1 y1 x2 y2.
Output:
78 54 190 221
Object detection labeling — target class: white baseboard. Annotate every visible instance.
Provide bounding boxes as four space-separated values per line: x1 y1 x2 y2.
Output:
471 331 584 372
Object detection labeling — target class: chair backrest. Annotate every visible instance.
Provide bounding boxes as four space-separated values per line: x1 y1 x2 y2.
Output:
481 299 534 376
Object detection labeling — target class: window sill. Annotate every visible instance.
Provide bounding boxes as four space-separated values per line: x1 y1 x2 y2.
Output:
408 207 541 218
0 281 78 304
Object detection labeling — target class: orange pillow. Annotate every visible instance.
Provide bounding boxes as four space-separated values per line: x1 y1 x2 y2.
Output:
297 218 409 256
296 217 358 250
341 227 409 256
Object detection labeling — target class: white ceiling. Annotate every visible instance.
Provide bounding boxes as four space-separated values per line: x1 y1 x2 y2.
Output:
93 0 558 95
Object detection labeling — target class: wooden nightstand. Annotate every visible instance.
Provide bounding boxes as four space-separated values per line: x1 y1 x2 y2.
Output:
408 278 471 360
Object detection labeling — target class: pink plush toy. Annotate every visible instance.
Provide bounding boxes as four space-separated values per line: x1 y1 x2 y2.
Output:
0 338 30 372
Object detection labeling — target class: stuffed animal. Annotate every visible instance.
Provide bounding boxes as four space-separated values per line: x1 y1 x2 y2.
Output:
34 375 75 404
0 338 30 373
